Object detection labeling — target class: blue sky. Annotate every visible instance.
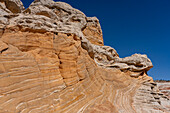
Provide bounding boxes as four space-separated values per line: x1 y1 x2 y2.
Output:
21 0 170 80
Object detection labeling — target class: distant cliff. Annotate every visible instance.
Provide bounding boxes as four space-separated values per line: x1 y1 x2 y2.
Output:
0 0 169 112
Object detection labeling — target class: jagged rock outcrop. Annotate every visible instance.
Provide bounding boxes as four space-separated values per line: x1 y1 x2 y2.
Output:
0 0 169 113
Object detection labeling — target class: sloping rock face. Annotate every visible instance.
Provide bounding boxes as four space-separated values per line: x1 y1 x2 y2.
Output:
157 82 170 99
156 82 170 111
0 0 169 113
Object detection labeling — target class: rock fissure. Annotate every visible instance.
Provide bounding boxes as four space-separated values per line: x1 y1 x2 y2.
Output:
0 47 8 53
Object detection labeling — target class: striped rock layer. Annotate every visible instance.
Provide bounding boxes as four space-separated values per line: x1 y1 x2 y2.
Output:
0 0 169 113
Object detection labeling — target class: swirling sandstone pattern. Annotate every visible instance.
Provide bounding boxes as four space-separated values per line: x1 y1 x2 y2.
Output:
0 0 169 113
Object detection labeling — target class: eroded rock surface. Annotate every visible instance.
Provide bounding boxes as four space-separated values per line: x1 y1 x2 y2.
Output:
156 82 170 111
157 82 170 99
0 0 169 113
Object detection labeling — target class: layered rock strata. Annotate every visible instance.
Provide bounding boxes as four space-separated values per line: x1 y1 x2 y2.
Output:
0 0 169 113
157 82 170 99
156 82 170 111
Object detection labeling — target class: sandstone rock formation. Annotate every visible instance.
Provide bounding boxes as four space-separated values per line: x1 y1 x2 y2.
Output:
156 81 170 111
157 82 170 99
0 0 169 113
